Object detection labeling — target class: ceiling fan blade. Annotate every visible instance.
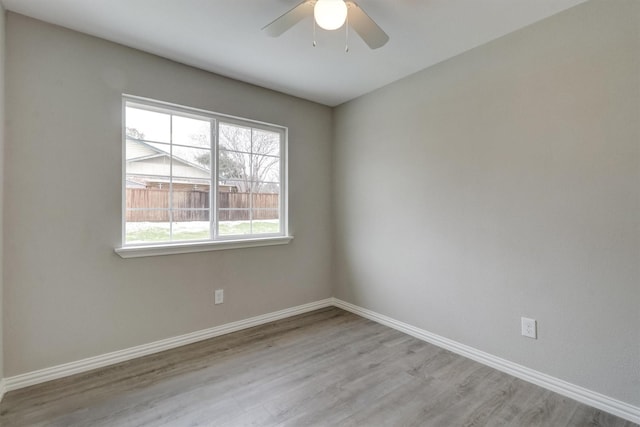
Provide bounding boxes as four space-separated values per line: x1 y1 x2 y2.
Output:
262 1 315 37
346 1 389 49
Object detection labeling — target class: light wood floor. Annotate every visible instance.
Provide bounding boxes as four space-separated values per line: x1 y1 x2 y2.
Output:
0 307 635 426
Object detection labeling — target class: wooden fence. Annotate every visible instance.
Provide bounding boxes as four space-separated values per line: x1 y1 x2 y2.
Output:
126 189 279 222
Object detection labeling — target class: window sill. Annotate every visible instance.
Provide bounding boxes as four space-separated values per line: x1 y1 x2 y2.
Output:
115 236 293 258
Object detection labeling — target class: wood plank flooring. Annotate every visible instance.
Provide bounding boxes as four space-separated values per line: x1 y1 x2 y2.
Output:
0 307 636 426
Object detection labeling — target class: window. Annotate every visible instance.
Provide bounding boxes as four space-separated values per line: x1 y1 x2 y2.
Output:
118 96 289 257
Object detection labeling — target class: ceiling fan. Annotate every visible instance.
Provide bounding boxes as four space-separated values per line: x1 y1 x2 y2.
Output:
262 0 389 50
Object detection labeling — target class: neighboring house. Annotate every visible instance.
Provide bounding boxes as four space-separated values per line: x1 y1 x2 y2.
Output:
125 179 146 189
125 137 214 191
126 138 239 192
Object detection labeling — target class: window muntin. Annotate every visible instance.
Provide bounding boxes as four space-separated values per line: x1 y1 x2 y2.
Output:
123 97 286 246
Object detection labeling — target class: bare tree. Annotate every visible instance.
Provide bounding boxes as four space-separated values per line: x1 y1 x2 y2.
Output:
218 124 280 194
126 127 145 139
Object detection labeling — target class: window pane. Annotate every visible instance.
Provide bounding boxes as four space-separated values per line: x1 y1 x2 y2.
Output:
252 209 280 221
218 187 250 211
126 139 169 162
218 172 250 191
252 190 279 213
251 155 280 183
126 138 172 177
171 178 210 209
125 106 170 143
172 115 211 148
219 149 250 182
172 146 211 176
217 208 250 222
126 180 169 209
252 129 280 156
171 209 210 222
218 179 245 194
172 215 211 241
252 210 280 234
218 210 251 236
219 122 251 152
252 182 280 195
125 210 171 244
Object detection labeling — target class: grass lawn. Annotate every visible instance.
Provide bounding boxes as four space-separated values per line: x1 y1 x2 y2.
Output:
126 220 280 243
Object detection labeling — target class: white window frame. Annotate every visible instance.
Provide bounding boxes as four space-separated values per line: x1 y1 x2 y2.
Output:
115 95 291 258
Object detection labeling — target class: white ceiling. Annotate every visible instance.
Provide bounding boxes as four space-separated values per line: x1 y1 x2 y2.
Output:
2 0 587 106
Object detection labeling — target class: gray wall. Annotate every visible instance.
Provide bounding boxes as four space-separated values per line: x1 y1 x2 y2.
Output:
333 0 639 406
4 13 333 376
0 5 5 382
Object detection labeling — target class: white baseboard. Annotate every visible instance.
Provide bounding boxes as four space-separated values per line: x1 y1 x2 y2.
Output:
332 298 640 425
2 297 638 425
3 298 333 393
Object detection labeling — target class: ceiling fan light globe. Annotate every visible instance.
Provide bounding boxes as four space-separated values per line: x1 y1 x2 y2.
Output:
314 0 348 31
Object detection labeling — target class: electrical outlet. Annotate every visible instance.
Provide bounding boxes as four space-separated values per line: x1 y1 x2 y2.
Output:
521 317 537 339
214 289 224 305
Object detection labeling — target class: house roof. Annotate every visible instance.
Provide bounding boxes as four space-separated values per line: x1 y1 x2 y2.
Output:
126 138 211 182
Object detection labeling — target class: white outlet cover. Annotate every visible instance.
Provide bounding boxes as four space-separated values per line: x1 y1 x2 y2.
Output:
521 317 537 339
214 289 224 305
